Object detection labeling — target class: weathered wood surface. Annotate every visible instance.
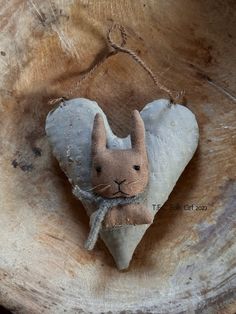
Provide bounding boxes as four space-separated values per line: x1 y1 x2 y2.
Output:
0 1 235 313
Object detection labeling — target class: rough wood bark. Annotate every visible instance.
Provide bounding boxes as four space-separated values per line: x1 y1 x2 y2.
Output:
0 0 235 313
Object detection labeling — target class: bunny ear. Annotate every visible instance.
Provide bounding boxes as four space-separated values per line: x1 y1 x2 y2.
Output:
131 110 146 151
92 113 107 155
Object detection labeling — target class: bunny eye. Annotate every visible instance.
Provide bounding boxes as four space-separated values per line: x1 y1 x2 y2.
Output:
133 165 140 171
95 166 102 173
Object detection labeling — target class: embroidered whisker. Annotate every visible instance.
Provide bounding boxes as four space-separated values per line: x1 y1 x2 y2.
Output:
85 183 110 192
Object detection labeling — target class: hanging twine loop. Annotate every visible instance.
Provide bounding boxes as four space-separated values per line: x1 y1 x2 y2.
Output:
107 23 184 104
48 23 185 105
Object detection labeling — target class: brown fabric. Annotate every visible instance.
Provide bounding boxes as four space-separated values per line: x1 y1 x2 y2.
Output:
103 203 153 228
91 110 152 226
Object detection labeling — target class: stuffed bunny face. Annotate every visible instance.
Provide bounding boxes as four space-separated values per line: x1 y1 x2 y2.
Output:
91 110 149 198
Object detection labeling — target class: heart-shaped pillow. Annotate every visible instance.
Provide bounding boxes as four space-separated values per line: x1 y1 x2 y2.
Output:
45 98 199 269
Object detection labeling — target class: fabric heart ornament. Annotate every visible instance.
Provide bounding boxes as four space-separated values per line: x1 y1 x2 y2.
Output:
45 98 199 270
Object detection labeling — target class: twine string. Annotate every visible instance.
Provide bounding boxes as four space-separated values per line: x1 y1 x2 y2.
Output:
107 23 177 103
49 23 184 105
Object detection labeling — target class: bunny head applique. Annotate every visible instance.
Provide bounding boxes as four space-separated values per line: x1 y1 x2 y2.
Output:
91 111 149 199
90 111 153 229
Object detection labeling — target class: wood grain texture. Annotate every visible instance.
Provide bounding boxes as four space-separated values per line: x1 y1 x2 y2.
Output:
0 0 235 313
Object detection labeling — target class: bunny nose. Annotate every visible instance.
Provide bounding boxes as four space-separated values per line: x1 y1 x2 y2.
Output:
114 179 126 186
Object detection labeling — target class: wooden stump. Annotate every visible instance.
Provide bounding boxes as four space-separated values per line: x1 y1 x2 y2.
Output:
0 1 235 313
